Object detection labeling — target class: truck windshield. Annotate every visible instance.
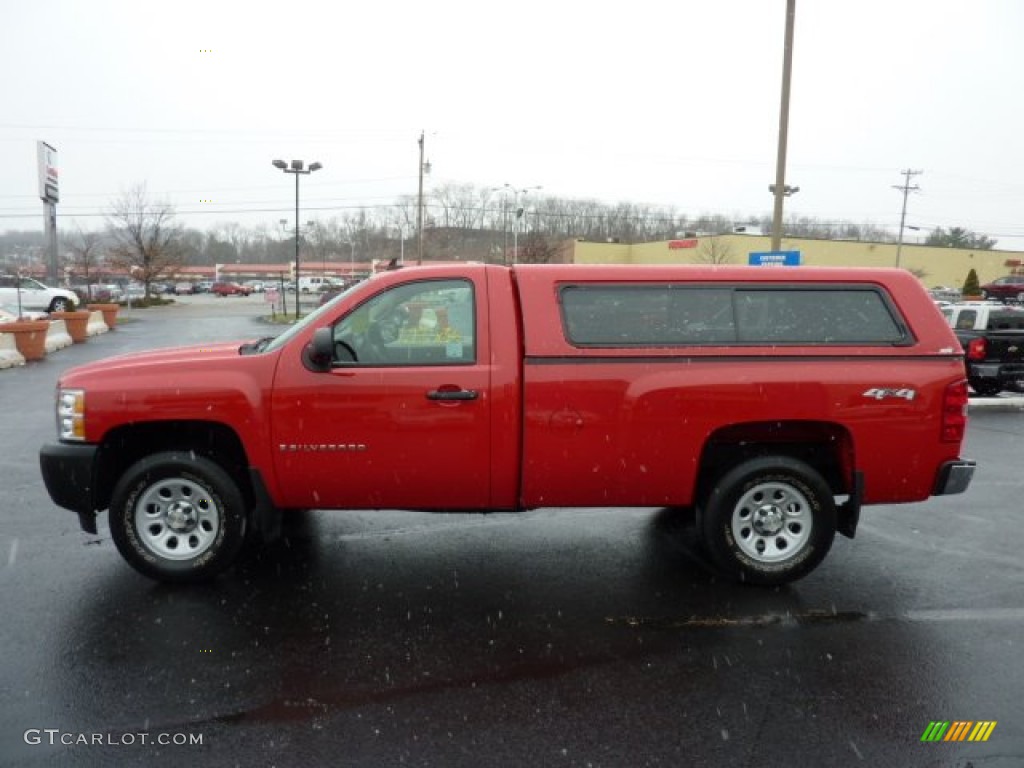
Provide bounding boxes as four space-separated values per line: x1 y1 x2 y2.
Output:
262 281 364 353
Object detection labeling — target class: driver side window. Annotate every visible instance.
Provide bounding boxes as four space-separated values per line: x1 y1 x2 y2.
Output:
332 279 476 366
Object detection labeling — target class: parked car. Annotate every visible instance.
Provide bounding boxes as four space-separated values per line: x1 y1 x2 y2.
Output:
195 280 215 294
98 284 125 302
979 275 1024 302
317 280 357 306
174 282 195 295
0 275 78 313
123 283 147 301
318 288 343 306
0 303 49 322
242 280 265 293
74 283 125 304
211 281 252 297
928 285 962 303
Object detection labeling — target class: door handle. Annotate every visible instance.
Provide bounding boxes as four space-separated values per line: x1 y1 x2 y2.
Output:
426 388 479 401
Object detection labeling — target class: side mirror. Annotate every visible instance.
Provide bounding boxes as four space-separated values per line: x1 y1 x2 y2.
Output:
302 327 334 372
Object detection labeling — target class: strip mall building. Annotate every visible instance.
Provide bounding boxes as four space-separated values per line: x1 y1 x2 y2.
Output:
568 234 1022 290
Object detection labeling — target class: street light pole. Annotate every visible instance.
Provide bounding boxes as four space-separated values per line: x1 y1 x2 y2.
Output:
417 132 429 265
500 184 541 264
272 158 322 320
293 172 298 306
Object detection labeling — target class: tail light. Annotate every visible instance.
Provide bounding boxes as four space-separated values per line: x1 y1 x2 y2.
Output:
941 380 968 443
966 337 987 361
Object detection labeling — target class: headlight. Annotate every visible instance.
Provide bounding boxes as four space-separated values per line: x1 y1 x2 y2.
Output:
57 388 86 441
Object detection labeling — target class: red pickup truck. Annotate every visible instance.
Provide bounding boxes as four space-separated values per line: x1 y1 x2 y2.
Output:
39 264 975 585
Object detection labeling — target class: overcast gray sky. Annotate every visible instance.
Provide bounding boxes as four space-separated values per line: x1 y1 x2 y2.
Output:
2 0 1023 249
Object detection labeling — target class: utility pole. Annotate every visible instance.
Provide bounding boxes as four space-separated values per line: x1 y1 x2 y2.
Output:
417 131 425 266
770 0 797 252
893 168 922 268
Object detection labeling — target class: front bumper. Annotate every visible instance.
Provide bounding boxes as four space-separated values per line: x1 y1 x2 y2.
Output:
39 442 100 533
933 459 976 496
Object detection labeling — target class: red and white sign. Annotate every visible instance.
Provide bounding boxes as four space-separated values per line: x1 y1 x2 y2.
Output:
668 239 698 249
37 141 59 203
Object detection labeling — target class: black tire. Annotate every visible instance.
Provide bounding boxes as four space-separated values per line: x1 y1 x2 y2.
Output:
700 457 836 586
109 451 248 583
48 297 73 313
969 378 1003 397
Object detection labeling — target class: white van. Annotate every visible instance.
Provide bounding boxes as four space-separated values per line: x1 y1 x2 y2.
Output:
298 276 337 293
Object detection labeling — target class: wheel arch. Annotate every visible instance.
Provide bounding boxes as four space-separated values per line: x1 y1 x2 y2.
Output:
95 420 252 513
696 420 855 507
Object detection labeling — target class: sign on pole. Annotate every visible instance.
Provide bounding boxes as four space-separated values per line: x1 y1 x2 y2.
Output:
37 141 59 203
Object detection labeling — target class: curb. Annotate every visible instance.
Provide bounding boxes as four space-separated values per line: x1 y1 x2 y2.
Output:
968 396 1024 412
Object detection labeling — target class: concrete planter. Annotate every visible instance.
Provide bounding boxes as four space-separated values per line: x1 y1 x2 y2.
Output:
0 320 50 361
51 310 91 343
86 303 120 329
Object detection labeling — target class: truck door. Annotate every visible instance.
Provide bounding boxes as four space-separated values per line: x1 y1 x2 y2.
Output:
270 276 492 510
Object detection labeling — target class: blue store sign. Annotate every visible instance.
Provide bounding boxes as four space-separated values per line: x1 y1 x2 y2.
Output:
748 250 801 266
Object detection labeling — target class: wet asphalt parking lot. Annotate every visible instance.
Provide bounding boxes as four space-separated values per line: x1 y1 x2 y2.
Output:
1 294 1023 767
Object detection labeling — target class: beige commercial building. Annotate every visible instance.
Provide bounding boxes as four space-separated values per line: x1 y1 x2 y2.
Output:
570 234 1024 290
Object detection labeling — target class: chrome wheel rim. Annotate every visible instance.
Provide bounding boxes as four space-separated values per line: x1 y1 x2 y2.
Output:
134 478 220 561
731 480 812 563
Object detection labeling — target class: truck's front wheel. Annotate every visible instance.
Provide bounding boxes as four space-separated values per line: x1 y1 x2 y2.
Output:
109 452 248 583
700 457 836 586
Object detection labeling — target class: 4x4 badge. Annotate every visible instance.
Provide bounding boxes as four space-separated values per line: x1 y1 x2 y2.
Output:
862 387 916 401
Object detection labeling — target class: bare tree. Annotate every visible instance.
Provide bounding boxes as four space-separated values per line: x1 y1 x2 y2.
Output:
431 183 481 230
106 184 187 296
64 227 106 300
214 221 251 260
695 238 735 265
517 232 562 264
305 219 347 274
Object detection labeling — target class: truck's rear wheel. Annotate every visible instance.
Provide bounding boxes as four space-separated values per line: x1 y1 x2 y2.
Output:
109 451 247 583
700 457 836 585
